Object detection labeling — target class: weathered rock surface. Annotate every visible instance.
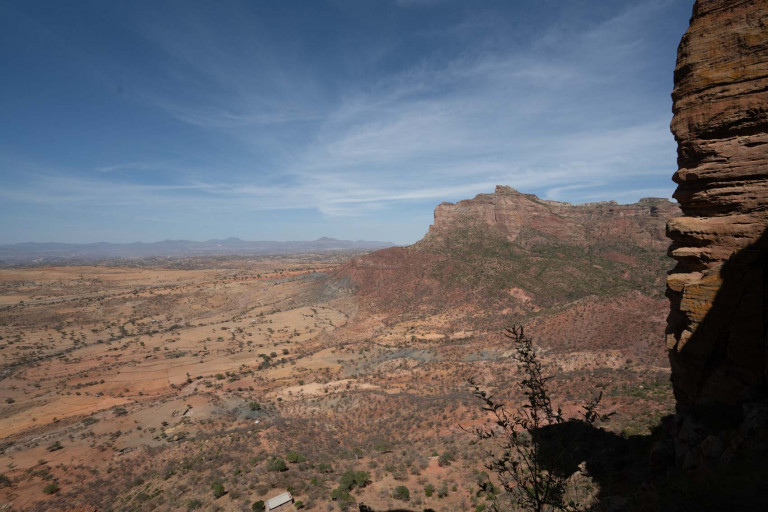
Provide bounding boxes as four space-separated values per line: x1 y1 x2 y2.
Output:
426 185 677 251
335 187 679 365
666 0 768 411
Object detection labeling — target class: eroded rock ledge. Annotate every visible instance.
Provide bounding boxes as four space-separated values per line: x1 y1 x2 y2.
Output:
666 0 768 414
426 185 677 250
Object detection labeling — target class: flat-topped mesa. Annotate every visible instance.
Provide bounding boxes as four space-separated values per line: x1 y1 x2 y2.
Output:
666 0 768 414
425 185 678 250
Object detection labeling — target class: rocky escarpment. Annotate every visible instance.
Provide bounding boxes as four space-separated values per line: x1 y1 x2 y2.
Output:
426 185 677 251
665 0 768 415
337 187 678 327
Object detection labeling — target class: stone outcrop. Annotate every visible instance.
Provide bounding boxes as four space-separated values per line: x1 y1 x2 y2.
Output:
337 186 679 320
426 185 678 251
666 0 768 413
334 186 679 373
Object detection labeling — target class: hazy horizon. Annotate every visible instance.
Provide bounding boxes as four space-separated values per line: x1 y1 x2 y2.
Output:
1 235 396 246
1 0 691 245
3 185 675 246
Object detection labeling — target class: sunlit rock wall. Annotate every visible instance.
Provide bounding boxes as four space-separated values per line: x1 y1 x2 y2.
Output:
666 0 768 412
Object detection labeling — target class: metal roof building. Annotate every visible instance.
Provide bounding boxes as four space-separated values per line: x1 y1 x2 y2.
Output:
265 491 293 511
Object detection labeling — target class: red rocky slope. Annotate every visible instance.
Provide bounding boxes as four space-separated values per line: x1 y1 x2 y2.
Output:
335 187 679 354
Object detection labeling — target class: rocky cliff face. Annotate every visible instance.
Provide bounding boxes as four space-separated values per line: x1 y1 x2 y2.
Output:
666 0 768 413
337 186 678 318
332 186 680 378
426 185 677 251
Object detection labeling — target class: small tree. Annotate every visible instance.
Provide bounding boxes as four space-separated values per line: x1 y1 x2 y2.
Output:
338 470 369 491
437 450 455 467
211 480 226 498
466 325 607 512
393 485 410 501
266 457 287 472
330 488 356 510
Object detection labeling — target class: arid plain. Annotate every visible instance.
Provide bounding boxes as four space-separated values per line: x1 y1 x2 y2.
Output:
0 189 680 512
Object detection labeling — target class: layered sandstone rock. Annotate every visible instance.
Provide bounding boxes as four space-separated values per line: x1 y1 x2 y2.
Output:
426 185 677 251
666 0 768 412
337 186 679 319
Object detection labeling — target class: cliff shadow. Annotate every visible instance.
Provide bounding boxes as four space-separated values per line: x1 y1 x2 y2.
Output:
359 230 768 512
529 228 768 511
659 226 768 510
672 226 768 425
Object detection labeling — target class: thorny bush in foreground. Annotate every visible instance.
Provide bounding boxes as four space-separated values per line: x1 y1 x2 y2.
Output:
466 325 611 512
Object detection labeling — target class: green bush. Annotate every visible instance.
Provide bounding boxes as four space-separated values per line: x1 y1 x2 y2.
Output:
393 485 410 501
338 469 369 491
424 483 435 497
43 482 60 494
211 480 225 498
251 500 265 511
437 450 454 467
286 451 306 463
266 457 287 472
331 488 356 509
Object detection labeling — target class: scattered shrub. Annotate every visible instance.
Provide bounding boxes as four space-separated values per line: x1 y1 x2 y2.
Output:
339 470 369 491
266 457 287 472
393 485 410 501
286 451 306 463
468 325 609 512
211 480 226 498
43 482 60 494
330 488 356 509
437 450 455 467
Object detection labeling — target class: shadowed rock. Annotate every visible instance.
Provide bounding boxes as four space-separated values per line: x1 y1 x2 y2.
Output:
666 0 768 411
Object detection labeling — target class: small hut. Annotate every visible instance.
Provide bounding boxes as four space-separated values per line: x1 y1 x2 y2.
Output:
265 491 293 511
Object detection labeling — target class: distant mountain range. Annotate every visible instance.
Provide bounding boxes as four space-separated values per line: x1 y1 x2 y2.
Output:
0 237 395 265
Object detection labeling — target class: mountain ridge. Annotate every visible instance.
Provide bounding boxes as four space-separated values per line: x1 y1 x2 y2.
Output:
329 185 680 367
0 237 395 265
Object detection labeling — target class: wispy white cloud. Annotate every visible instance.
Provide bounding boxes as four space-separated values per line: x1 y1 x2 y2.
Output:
0 0 686 243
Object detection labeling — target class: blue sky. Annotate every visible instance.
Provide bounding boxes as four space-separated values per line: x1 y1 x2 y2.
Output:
0 0 692 245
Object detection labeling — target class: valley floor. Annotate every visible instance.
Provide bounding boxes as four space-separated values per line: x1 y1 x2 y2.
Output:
0 256 674 511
